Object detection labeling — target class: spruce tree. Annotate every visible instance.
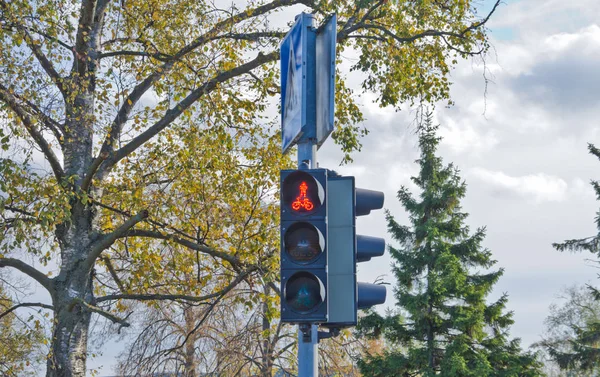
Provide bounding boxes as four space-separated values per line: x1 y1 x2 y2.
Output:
544 143 600 371
357 115 542 377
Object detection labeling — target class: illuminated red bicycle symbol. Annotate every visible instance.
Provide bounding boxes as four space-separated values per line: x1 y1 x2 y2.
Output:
291 181 314 211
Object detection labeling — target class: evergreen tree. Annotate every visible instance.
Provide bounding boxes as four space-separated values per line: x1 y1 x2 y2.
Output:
544 143 600 372
553 144 600 257
536 285 600 374
357 115 542 377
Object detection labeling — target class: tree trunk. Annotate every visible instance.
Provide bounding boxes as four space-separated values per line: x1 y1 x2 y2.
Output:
47 305 92 377
47 197 96 376
49 103 96 376
46 266 94 377
426 239 435 375
260 284 273 377
44 54 98 372
183 305 198 377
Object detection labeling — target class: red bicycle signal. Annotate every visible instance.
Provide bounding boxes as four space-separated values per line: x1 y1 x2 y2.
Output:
292 181 314 211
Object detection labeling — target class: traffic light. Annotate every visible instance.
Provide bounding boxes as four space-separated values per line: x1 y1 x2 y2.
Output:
280 169 328 323
355 188 386 309
325 175 386 328
279 169 386 326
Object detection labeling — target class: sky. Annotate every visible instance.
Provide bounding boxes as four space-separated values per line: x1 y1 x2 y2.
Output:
317 0 600 350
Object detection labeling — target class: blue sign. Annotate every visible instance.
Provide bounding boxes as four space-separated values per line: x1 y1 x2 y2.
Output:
281 15 309 154
315 14 337 149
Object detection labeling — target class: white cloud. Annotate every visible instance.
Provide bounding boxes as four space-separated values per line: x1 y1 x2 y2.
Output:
544 24 600 55
434 20 600 165
490 23 600 78
570 177 595 198
489 0 600 37
438 116 499 154
470 168 569 202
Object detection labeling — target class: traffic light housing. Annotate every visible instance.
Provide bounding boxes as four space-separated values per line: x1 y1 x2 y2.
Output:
325 176 386 327
279 169 386 326
280 169 328 323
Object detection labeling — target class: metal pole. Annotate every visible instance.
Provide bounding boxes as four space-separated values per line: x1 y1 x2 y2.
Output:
295 12 319 377
297 142 316 170
298 323 318 376
297 140 318 377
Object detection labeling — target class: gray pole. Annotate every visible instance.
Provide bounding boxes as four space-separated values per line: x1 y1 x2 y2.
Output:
298 323 319 376
297 140 318 377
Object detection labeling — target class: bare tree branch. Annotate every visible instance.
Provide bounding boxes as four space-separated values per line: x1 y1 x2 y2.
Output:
0 83 65 182
441 35 485 56
92 59 174 175
0 258 54 294
268 281 281 297
98 32 284 60
123 229 241 267
91 199 197 242
72 297 131 332
0 217 40 228
83 210 149 270
467 0 501 35
98 50 172 60
11 91 64 143
339 0 501 46
0 0 68 97
3 204 36 218
96 267 255 303
360 24 467 44
174 0 302 59
221 31 286 41
100 50 277 175
0 302 54 320
1 22 74 52
346 34 386 42
99 255 127 293
360 0 386 23
158 270 257 358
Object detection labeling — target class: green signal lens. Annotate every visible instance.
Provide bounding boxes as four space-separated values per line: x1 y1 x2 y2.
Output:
285 272 325 313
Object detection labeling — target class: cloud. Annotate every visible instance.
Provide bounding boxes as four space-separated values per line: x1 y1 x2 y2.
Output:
489 0 600 37
428 22 600 170
470 168 569 203
438 115 499 155
508 25 600 111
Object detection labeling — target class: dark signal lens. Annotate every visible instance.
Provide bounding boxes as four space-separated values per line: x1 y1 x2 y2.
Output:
284 222 324 263
285 272 325 313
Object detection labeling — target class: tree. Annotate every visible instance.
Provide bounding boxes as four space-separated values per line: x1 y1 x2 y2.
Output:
0 0 501 376
553 144 600 257
535 286 600 375
543 143 600 373
357 115 543 377
117 283 296 377
116 279 364 377
0 279 47 376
